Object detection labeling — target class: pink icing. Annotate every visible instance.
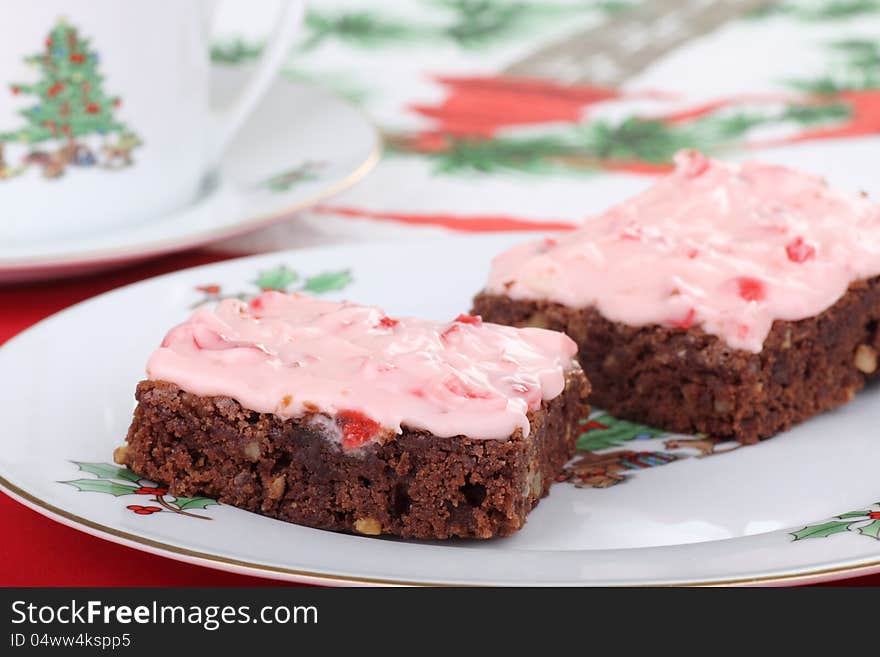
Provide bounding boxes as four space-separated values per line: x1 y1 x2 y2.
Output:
485 150 880 352
147 292 578 446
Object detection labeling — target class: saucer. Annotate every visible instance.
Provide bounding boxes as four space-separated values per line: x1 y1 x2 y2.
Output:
0 68 380 284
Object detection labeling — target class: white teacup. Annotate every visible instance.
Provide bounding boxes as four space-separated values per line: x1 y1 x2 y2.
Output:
0 0 302 246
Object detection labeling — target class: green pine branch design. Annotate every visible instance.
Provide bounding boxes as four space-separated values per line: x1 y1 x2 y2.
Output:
212 1 628 61
787 39 880 93
750 0 880 21
401 98 853 176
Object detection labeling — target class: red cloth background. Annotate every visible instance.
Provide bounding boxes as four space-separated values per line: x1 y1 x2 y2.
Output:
1 250 877 586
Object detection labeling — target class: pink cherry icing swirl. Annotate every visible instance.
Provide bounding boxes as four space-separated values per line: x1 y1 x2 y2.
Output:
485 150 880 352
147 292 578 443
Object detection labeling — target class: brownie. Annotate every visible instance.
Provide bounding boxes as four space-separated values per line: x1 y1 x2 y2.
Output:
473 275 880 444
117 370 590 539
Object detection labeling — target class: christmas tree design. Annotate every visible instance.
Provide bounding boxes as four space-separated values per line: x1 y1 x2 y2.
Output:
0 18 141 180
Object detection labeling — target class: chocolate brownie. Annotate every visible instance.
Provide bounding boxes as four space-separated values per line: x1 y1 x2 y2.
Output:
117 372 589 539
473 277 880 444
474 151 880 443
117 292 590 538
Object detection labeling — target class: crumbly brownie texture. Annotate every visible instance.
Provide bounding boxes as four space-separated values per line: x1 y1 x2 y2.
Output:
473 276 880 444
118 372 590 539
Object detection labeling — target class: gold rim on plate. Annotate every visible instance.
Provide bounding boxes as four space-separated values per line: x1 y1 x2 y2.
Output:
3 473 879 587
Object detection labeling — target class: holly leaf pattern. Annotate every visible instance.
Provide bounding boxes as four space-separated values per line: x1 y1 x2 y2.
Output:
173 496 219 511
857 520 880 539
255 265 299 291
836 510 872 519
60 478 139 497
791 520 855 540
576 413 665 451
72 461 140 483
302 270 353 294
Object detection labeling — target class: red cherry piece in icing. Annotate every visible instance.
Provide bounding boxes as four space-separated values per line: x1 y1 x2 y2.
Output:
736 277 766 302
454 314 482 325
337 409 381 450
378 316 399 328
249 297 264 310
668 308 696 329
785 237 816 263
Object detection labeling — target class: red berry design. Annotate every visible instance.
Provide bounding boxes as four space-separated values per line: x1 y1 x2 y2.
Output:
337 410 381 450
47 82 63 97
113 99 121 108
736 277 766 302
583 420 609 430
454 314 482 325
126 505 162 515
134 486 167 496
378 316 399 328
10 86 19 95
86 102 100 114
70 52 85 63
785 237 816 263
869 511 880 520
45 38 52 47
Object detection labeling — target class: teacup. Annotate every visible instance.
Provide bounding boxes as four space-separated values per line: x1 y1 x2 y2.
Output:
0 0 303 246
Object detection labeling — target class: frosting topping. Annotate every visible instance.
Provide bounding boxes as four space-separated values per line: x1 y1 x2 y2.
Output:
147 292 578 447
485 150 880 352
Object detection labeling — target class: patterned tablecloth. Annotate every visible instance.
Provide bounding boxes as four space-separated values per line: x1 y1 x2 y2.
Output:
4 0 880 585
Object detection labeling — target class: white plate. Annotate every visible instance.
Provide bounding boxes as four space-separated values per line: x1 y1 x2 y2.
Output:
0 69 380 284
2 235 880 586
